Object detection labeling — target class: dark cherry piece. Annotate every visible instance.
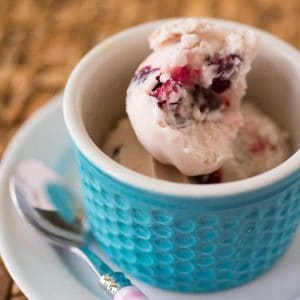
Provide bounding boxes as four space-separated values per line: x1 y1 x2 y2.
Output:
171 66 190 86
171 66 202 87
190 168 223 184
192 85 222 113
133 65 159 83
112 146 121 158
210 77 231 93
250 137 269 154
208 54 242 74
152 76 163 91
208 54 242 93
150 78 181 109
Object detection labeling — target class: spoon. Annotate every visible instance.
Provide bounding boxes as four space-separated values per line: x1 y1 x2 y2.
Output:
10 159 148 300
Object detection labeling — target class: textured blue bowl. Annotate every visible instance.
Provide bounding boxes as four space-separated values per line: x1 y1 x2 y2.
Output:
64 19 300 292
75 150 300 292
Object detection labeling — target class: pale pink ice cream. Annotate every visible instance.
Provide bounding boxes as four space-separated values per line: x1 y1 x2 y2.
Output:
104 101 290 183
126 19 257 176
221 102 290 181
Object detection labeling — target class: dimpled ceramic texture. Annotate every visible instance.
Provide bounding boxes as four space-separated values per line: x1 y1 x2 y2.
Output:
75 151 300 292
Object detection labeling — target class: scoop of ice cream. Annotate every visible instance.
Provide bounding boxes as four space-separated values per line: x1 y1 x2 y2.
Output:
103 118 189 183
103 101 290 183
126 18 257 176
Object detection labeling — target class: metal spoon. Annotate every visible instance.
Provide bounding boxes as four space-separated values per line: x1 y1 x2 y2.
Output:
10 159 148 300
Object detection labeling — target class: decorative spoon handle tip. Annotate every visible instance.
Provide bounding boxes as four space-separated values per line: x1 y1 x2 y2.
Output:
82 247 148 299
114 285 149 300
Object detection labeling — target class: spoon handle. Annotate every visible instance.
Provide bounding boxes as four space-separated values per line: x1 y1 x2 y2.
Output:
75 246 149 299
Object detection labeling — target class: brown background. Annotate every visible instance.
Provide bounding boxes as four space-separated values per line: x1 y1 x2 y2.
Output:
0 0 300 299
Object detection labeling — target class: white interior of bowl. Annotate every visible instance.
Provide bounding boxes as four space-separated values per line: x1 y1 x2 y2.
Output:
248 44 300 149
64 19 300 197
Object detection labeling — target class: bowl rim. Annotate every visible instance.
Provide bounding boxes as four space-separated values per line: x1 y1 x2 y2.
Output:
63 17 300 198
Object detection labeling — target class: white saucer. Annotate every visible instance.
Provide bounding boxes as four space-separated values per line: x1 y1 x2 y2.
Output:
0 95 300 300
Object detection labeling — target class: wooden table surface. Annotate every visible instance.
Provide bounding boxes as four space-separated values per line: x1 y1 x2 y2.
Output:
1 0 300 299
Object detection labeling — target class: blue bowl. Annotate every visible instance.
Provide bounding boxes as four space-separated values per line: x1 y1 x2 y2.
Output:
64 19 300 292
76 150 300 292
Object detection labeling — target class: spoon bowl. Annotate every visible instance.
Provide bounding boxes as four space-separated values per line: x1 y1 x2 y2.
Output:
10 159 148 300
10 178 85 247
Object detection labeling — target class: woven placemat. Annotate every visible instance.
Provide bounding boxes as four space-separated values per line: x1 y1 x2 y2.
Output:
1 0 300 299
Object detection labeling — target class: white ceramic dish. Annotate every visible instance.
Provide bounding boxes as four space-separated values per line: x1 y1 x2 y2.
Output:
0 95 300 300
